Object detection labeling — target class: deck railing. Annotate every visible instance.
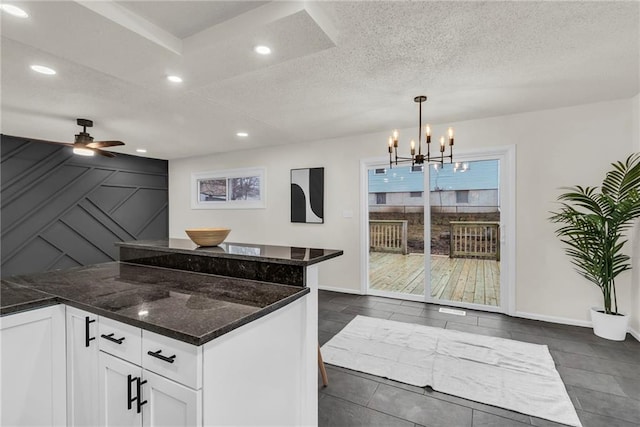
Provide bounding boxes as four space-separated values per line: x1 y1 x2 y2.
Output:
369 220 408 254
449 221 500 261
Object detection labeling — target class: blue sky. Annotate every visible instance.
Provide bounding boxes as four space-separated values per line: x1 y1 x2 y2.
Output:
368 160 499 193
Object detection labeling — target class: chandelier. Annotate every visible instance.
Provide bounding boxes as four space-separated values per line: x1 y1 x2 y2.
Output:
387 95 455 169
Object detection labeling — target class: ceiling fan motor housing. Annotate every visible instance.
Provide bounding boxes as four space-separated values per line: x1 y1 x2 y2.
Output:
74 131 94 145
75 118 94 145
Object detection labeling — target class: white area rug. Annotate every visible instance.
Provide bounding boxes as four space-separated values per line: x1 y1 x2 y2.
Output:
321 315 581 427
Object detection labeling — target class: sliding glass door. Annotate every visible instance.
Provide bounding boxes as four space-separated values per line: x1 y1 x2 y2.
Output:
427 159 501 309
365 147 513 312
367 164 427 301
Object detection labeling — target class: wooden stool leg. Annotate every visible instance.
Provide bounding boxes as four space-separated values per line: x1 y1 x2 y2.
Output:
318 345 328 387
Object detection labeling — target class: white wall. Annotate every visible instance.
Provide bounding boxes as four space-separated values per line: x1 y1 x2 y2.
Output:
170 98 638 325
631 93 640 337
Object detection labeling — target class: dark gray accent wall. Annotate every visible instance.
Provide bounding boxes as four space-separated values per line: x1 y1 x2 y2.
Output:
1 135 168 278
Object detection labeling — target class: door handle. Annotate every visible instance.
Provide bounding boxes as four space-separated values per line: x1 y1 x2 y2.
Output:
127 374 137 411
85 316 96 347
136 378 148 414
127 375 148 413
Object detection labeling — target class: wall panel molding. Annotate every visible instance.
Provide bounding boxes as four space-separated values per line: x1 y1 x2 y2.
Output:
1 135 168 278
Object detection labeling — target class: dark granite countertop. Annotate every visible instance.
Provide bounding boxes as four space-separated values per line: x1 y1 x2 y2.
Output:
1 262 309 346
1 281 59 315
117 239 343 267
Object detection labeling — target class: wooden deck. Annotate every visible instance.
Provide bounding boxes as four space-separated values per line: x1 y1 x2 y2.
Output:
369 252 500 306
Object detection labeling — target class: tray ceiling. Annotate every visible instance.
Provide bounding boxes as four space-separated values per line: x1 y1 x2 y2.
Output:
1 1 638 159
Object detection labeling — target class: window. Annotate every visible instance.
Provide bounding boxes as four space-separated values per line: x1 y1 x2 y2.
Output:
376 193 386 204
410 192 422 198
191 167 266 209
456 190 469 204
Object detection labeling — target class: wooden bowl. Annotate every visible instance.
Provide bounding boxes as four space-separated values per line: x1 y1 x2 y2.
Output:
185 228 231 247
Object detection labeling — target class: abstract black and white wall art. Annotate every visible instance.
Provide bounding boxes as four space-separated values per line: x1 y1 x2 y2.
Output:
291 167 324 223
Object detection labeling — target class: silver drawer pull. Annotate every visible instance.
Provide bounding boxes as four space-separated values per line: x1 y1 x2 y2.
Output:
147 349 176 364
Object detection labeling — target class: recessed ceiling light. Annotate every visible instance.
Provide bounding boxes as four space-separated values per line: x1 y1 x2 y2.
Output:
30 65 56 75
0 4 28 18
254 45 271 55
236 132 249 137
167 75 183 83
136 148 147 153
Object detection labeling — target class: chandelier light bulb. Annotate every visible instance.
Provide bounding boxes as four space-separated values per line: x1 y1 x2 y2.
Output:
386 96 457 169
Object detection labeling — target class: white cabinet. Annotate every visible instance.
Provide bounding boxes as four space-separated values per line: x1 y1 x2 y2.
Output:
99 352 142 427
66 306 99 427
99 351 200 427
0 304 66 427
1 287 310 427
143 369 201 427
97 317 201 427
99 315 142 365
142 329 202 390
202 297 306 426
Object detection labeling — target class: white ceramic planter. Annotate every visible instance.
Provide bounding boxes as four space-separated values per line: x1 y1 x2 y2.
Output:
590 308 629 341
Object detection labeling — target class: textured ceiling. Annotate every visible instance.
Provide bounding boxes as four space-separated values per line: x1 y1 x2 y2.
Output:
116 1 268 38
1 1 638 160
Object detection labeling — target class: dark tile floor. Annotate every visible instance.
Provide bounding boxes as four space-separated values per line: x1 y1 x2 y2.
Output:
317 290 640 427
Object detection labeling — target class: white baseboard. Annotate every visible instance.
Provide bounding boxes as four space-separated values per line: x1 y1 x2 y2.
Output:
514 311 592 328
318 285 362 295
317 289 640 341
511 311 640 341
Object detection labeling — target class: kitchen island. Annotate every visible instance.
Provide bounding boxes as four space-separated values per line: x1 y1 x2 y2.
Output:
1 239 342 426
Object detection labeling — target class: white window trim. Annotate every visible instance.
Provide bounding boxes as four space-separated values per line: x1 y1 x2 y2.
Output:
360 145 516 316
191 167 266 209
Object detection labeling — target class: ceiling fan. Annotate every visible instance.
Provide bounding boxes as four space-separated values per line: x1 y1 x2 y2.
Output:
16 118 125 158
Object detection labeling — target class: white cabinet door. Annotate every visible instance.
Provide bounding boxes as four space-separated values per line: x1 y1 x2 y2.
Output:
142 369 201 427
0 304 66 427
99 352 143 427
66 306 99 426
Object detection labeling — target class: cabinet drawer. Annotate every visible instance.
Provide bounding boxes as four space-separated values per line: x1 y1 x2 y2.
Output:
142 330 202 390
98 316 142 365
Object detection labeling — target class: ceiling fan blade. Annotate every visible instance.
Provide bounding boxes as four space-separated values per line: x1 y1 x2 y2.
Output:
93 149 116 158
86 140 125 148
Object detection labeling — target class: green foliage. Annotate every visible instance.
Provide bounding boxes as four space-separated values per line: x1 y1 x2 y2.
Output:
549 153 640 315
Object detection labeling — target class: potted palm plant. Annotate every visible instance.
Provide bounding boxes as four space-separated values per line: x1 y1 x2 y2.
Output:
549 153 640 340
